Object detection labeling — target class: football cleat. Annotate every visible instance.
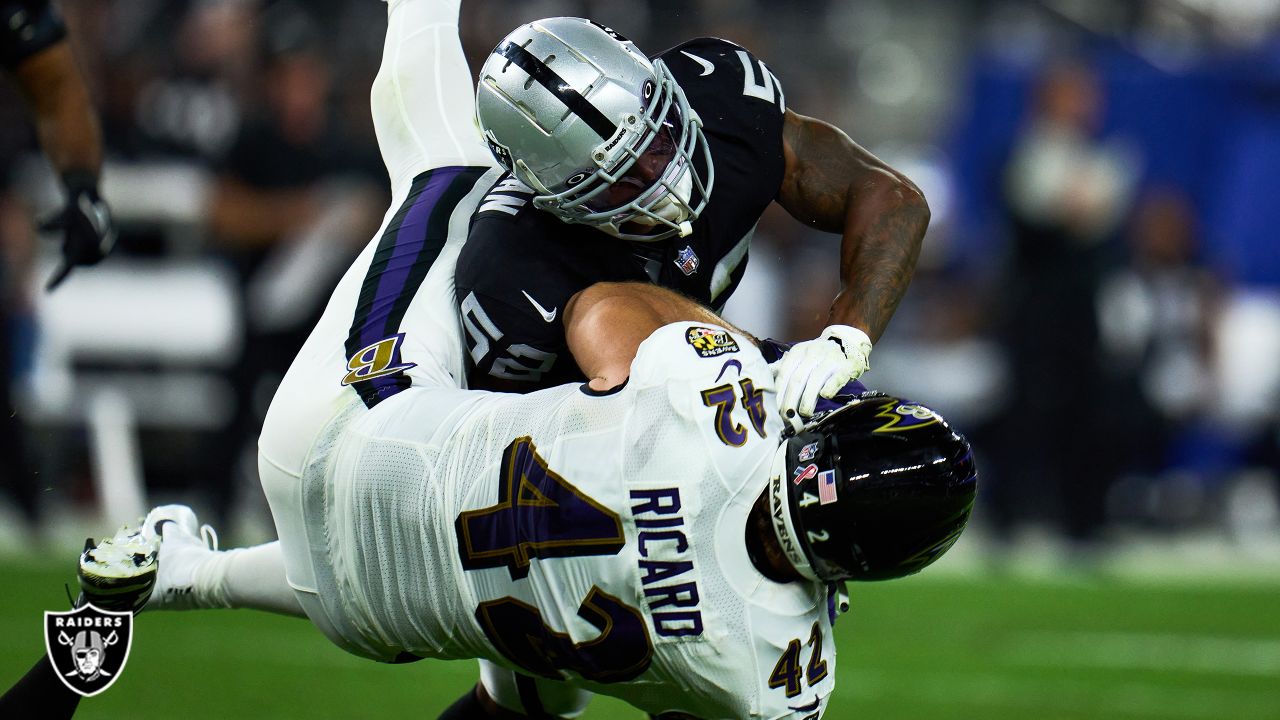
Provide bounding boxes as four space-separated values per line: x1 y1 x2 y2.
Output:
78 524 159 614
139 504 219 611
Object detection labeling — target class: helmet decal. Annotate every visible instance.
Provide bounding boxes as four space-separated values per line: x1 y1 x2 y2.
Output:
792 463 818 485
494 39 618 140
870 397 942 433
816 469 838 505
898 510 971 569
769 465 817 581
483 130 514 171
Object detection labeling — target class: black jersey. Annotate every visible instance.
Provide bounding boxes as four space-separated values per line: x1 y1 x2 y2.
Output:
455 37 787 391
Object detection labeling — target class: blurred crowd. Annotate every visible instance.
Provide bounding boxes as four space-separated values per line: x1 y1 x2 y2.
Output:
1 0 1278 555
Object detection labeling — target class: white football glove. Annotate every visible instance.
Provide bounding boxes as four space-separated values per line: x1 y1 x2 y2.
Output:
773 325 873 431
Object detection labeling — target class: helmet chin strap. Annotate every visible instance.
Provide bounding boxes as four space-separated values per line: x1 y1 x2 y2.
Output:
767 442 820 582
641 167 695 226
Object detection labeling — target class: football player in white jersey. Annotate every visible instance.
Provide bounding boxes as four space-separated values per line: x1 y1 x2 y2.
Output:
79 280 976 720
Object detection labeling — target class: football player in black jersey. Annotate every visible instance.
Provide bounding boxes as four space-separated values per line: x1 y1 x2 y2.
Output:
1 0 115 290
457 18 928 429
0 4 113 711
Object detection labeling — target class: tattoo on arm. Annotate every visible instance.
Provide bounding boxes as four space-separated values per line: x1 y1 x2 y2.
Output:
777 111 929 341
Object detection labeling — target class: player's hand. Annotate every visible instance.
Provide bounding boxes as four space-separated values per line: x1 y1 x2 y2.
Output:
773 324 872 431
43 179 117 291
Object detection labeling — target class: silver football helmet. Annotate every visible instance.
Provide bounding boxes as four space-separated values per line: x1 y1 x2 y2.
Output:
475 17 714 242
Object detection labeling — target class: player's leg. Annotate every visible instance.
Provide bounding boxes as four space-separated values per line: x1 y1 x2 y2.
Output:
0 656 81 720
438 685 518 720
9 513 297 719
438 660 593 720
373 0 492 195
147 535 302 617
81 504 303 617
437 682 585 720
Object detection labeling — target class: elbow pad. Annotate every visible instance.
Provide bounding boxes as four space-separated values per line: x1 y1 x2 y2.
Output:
1 0 67 70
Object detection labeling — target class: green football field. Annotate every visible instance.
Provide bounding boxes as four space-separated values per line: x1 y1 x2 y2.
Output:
4 557 1278 720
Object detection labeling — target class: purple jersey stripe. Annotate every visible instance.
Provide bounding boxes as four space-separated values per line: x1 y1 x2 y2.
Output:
343 166 484 408
358 166 464 351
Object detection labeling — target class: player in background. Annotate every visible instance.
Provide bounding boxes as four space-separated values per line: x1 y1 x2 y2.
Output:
77 280 977 720
2 0 116 289
1 0 494 714
457 18 929 430
1 0 115 529
0 2 117 715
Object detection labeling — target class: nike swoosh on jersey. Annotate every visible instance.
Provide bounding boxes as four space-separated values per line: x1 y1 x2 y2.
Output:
521 290 558 323
714 359 742 382
680 50 716 77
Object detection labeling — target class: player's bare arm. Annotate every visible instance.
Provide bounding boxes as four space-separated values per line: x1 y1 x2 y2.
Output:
777 110 930 343
12 42 102 183
564 281 750 391
4 0 115 290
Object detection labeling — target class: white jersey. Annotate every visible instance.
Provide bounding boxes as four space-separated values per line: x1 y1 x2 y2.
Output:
257 1 834 716
280 323 836 719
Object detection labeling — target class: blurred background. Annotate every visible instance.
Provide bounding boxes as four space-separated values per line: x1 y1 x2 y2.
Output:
2 1 1279 718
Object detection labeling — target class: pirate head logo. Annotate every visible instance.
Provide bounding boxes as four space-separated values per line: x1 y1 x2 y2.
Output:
44 604 133 697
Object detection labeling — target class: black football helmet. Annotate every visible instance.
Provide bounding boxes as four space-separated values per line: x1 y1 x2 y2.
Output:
766 392 977 582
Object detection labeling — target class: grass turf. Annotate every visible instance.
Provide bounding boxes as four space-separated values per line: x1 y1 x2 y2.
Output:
4 558 1278 719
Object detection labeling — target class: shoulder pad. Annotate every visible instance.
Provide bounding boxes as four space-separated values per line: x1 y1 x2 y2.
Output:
658 38 785 114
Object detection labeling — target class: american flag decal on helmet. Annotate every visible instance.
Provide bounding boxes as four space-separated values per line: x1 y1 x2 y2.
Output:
818 470 838 505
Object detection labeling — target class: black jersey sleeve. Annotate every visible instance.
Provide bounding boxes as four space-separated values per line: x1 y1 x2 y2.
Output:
458 181 571 392
1 0 66 70
658 37 787 188
457 285 575 389
643 38 786 307
457 177 575 390
457 175 652 392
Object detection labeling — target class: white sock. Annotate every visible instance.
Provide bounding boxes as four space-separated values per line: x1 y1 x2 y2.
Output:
193 542 305 618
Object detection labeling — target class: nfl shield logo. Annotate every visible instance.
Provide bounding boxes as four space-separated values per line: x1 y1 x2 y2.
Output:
44 604 134 697
674 245 700 276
